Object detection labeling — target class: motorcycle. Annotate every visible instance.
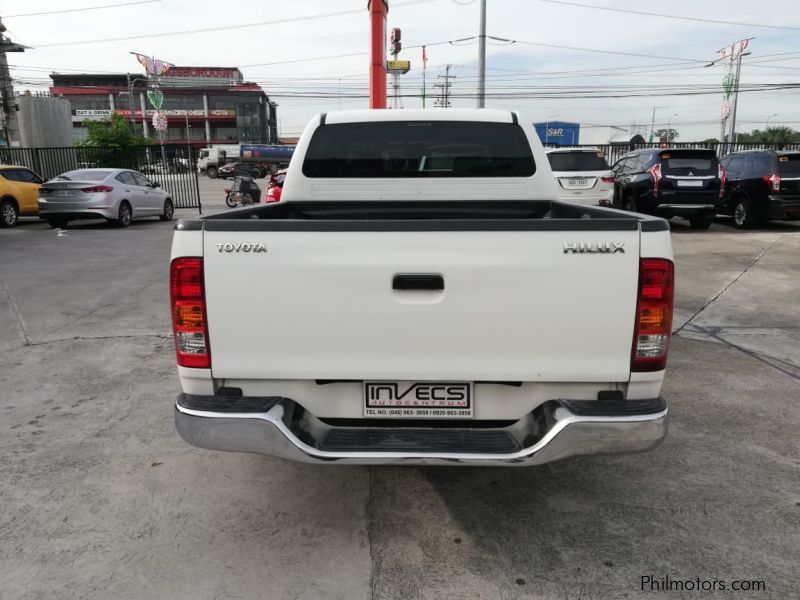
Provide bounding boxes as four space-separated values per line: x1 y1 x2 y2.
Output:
224 175 261 208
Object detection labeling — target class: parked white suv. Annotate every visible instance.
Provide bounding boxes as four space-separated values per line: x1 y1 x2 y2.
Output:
546 147 615 206
170 109 673 466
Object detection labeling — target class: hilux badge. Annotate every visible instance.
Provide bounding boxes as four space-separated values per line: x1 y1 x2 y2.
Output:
563 242 625 254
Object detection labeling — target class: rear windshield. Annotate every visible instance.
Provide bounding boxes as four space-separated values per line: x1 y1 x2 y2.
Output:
659 151 717 175
59 169 113 181
778 154 800 176
547 151 609 172
302 121 536 178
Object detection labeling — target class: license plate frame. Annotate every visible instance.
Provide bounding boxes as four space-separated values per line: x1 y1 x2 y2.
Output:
57 190 76 197
566 177 589 187
677 179 703 188
363 381 474 419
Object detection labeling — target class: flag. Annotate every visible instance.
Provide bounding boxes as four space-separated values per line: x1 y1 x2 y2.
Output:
422 46 427 68
135 53 174 77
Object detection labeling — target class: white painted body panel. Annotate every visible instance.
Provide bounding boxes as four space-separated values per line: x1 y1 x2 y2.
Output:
203 229 642 382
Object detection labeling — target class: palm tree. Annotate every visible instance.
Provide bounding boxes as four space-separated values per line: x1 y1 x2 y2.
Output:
759 126 794 145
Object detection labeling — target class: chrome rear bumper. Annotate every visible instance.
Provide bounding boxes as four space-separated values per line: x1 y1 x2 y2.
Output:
175 395 668 466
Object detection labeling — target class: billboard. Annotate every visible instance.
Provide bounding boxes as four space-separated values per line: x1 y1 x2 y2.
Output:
534 121 580 145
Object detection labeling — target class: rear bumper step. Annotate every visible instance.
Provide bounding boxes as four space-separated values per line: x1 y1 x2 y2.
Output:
175 394 668 466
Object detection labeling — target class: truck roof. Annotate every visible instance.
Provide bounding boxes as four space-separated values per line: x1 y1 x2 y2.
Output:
322 108 517 125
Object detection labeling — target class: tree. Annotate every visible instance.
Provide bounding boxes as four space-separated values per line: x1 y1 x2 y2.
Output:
79 112 151 147
700 138 719 145
759 126 794 145
734 127 800 144
655 128 679 142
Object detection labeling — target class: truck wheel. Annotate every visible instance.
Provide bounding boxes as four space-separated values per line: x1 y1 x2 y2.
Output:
689 215 713 230
0 199 18 227
623 193 638 213
733 196 758 229
207 166 218 179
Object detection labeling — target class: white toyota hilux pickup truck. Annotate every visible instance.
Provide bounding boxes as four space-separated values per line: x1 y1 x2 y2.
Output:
171 109 674 466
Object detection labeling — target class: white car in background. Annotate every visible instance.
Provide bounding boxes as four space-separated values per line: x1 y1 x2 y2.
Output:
38 168 175 229
545 147 615 206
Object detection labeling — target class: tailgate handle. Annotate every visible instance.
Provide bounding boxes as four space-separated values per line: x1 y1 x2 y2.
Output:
393 274 444 291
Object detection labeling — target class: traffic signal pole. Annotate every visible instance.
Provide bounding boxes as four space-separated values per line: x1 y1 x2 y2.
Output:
368 0 388 109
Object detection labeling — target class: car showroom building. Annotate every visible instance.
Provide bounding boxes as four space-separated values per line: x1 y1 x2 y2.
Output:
50 67 278 146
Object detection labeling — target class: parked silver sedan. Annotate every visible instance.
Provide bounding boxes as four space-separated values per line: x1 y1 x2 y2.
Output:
38 168 174 228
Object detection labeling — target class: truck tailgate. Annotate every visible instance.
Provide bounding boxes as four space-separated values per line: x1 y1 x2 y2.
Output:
203 225 641 382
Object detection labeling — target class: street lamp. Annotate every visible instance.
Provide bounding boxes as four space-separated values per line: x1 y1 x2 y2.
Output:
766 113 779 128
667 113 678 141
120 73 148 134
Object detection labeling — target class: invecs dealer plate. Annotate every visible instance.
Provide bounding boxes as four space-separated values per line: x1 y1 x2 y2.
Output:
363 381 473 419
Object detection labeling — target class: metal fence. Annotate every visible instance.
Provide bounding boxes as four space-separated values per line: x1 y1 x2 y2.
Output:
0 144 202 210
545 142 800 166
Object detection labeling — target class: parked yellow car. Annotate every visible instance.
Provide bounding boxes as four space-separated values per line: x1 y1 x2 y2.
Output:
0 165 45 227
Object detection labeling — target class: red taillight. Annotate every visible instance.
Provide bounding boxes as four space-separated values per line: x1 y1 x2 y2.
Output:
81 185 114 193
632 258 674 372
648 164 662 197
763 173 781 192
601 175 616 184
265 186 279 203
170 257 210 369
718 164 726 198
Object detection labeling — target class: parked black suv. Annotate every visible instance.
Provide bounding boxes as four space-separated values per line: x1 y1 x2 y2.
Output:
611 148 723 229
720 150 800 228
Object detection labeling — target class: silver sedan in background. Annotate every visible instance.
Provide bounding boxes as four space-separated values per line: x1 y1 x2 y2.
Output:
38 168 175 228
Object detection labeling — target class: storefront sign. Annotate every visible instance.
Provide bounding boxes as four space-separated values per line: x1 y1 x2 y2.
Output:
166 67 239 79
75 109 112 116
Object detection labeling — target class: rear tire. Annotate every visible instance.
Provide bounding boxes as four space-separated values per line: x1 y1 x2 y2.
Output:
159 199 174 221
0 199 18 227
689 215 713 230
732 196 758 229
116 201 132 228
622 193 638 213
207 166 218 179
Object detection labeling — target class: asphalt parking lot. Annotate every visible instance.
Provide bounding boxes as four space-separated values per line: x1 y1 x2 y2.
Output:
1 179 799 599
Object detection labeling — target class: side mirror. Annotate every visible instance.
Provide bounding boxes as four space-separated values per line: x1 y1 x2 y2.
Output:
152 181 161 188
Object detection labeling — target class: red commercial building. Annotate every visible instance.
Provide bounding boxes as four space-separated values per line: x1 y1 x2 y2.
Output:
50 66 278 146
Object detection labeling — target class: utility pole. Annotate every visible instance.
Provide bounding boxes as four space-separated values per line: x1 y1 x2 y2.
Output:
477 0 486 108
421 46 427 108
0 18 26 147
728 49 745 144
434 65 455 108
649 106 666 143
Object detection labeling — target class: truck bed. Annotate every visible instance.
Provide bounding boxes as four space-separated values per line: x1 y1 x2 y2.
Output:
182 199 669 231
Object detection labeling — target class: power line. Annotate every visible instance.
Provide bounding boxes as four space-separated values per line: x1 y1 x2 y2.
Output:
534 0 800 32
488 36 705 63
32 0 440 48
5 0 162 18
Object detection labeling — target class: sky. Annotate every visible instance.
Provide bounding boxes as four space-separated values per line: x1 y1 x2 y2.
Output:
3 0 800 141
